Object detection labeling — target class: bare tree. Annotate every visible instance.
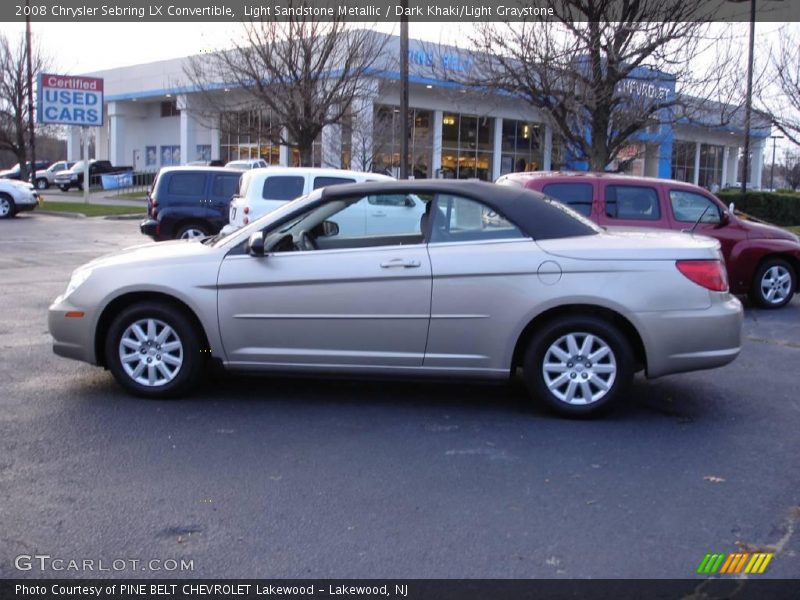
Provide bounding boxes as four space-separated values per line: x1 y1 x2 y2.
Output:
0 31 48 177
184 3 387 167
429 1 740 171
762 27 800 147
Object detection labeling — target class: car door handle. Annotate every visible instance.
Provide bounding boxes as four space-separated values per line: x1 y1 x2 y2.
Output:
380 258 421 268
371 211 387 217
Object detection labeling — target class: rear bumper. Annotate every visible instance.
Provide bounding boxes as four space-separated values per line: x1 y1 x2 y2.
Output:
139 218 161 240
637 295 743 378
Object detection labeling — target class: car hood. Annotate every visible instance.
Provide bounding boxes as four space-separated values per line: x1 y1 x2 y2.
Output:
537 228 721 261
79 239 221 272
740 219 799 242
0 178 34 190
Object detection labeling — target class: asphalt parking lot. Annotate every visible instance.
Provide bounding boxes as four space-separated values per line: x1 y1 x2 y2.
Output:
1 212 799 579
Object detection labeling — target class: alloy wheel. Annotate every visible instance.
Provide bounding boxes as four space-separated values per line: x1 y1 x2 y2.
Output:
118 318 183 387
760 265 793 305
180 228 206 240
542 332 617 405
0 197 10 217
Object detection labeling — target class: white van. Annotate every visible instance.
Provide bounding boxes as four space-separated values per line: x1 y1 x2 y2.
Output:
226 167 423 236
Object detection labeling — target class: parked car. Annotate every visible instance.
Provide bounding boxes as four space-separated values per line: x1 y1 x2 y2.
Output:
225 159 268 170
0 160 51 181
497 171 800 309
49 180 742 417
139 166 244 241
53 160 133 191
0 178 40 218
225 167 397 233
29 160 75 190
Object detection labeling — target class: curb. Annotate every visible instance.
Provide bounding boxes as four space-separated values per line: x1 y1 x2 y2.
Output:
34 210 87 219
104 214 145 221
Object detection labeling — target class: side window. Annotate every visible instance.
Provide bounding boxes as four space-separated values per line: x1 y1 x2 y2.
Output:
669 190 722 223
211 174 240 199
605 185 661 220
312 176 355 190
166 173 206 196
542 183 594 217
428 195 525 244
262 176 305 201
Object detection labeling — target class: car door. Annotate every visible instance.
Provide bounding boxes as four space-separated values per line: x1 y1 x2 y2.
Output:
207 171 241 228
424 193 542 372
217 192 432 368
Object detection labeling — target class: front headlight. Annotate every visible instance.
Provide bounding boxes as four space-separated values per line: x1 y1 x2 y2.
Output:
63 268 92 299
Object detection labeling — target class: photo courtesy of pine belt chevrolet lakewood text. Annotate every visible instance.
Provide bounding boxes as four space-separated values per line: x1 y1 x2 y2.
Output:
48 181 743 417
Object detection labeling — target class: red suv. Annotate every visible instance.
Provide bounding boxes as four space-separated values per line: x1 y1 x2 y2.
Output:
497 171 800 308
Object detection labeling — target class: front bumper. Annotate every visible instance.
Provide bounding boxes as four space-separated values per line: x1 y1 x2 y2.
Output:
48 296 97 365
15 194 39 212
638 295 743 378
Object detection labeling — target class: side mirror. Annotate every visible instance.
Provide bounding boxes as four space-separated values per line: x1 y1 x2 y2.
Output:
246 231 265 256
321 220 339 237
404 196 415 208
312 220 339 238
729 202 735 214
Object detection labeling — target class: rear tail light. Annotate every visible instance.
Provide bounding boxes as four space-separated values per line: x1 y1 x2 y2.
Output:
243 216 249 225
676 260 728 292
243 206 249 215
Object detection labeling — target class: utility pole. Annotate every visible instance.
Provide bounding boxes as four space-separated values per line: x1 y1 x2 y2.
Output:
740 0 755 194
399 0 409 179
25 0 37 189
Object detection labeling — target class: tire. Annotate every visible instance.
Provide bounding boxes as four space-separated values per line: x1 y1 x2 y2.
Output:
0 193 16 219
749 258 796 309
104 301 204 399
35 177 48 190
522 315 634 418
176 222 210 240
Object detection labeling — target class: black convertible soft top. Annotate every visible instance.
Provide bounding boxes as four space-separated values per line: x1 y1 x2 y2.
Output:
321 179 598 240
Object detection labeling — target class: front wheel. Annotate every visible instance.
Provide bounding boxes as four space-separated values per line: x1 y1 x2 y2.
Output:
59 185 69 192
35 178 48 190
105 302 204 398
750 258 796 309
522 315 634 418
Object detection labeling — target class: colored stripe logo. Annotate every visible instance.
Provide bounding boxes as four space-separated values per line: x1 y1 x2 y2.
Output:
697 552 773 574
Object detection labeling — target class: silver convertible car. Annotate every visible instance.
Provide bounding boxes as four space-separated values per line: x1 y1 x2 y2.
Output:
49 180 743 417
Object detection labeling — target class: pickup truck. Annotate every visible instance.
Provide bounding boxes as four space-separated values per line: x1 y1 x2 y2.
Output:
53 160 133 191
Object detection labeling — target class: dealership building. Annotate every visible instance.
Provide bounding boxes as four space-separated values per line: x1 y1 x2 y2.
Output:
68 34 771 189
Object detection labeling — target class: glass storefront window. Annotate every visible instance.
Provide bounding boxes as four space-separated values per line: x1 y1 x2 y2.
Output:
440 112 494 181
373 105 434 178
671 141 696 183
221 108 282 165
500 119 543 175
698 144 723 190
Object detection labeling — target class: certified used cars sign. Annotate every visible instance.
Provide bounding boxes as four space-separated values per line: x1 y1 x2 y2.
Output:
37 73 104 127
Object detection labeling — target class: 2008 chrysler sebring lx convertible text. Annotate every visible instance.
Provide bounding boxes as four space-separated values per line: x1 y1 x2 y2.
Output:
49 181 743 417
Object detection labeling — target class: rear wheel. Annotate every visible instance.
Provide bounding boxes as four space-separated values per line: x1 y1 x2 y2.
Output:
104 302 204 398
176 223 209 240
522 315 634 418
750 258 796 309
0 194 15 219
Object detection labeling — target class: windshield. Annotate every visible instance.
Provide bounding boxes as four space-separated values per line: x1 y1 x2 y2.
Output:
70 161 87 171
203 189 323 247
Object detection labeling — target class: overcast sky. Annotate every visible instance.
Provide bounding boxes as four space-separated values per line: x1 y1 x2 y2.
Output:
0 20 788 74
